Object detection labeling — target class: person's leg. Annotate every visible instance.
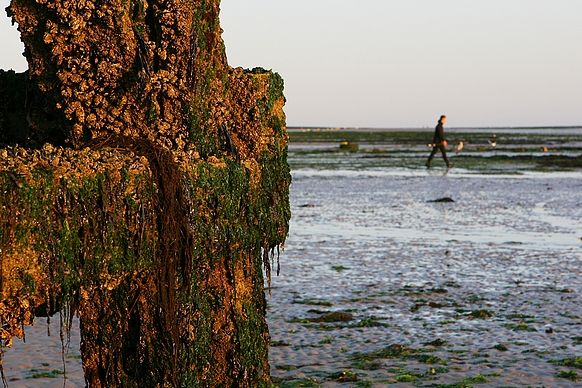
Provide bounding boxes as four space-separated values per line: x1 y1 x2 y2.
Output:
426 146 438 167
439 145 451 167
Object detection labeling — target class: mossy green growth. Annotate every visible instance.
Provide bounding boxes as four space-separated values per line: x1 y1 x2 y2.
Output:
352 344 447 367
504 322 536 332
28 369 64 379
174 145 288 384
433 374 489 387
396 373 418 382
0 167 158 294
292 299 333 307
277 379 320 388
556 370 580 381
266 72 284 111
352 316 390 328
551 356 582 369
352 344 413 361
186 111 219 158
236 300 269 377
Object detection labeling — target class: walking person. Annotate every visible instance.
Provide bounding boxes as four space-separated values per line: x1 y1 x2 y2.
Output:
426 115 451 168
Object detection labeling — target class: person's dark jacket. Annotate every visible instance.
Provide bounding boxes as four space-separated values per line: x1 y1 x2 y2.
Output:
433 122 445 143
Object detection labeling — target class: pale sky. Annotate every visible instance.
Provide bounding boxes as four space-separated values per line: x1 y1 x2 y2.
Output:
2 0 582 128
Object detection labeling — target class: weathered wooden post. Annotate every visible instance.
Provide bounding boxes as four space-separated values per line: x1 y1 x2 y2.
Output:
0 0 290 386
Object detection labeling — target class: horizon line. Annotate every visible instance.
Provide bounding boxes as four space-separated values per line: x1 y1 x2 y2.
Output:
287 125 582 130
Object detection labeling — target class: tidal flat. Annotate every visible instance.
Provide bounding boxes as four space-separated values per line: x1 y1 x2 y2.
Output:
269 128 582 386
2 128 582 387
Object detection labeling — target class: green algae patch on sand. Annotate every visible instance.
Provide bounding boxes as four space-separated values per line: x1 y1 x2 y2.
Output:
555 370 580 382
551 356 582 369
352 316 391 328
351 343 447 367
504 322 537 332
432 373 489 387
331 265 349 272
28 369 65 379
274 377 321 387
292 298 333 307
396 373 419 382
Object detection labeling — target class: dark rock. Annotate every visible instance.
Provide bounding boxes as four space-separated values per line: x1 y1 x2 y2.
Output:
424 338 447 347
307 311 354 323
493 343 508 351
427 197 455 203
468 309 495 319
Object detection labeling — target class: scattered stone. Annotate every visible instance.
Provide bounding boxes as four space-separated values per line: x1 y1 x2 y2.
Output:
427 197 455 203
425 338 447 347
352 344 414 362
292 299 333 307
329 369 359 382
307 312 354 323
493 344 508 352
468 309 495 319
270 340 290 347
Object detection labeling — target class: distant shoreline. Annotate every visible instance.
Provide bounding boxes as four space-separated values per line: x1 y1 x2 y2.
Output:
287 126 582 135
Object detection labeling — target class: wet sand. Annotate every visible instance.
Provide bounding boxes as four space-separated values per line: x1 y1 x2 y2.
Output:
268 168 581 387
2 316 83 387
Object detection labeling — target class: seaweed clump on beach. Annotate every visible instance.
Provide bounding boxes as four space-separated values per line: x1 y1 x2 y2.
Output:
0 0 290 386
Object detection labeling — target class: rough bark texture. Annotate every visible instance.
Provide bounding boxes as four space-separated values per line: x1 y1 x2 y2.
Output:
0 0 290 386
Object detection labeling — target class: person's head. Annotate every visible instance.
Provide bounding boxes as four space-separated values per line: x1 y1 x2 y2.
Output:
439 115 447 124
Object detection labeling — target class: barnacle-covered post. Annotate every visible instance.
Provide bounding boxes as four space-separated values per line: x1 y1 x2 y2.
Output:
0 0 290 386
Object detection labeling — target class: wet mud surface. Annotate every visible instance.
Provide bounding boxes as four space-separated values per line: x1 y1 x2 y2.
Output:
269 130 582 386
1 317 83 387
